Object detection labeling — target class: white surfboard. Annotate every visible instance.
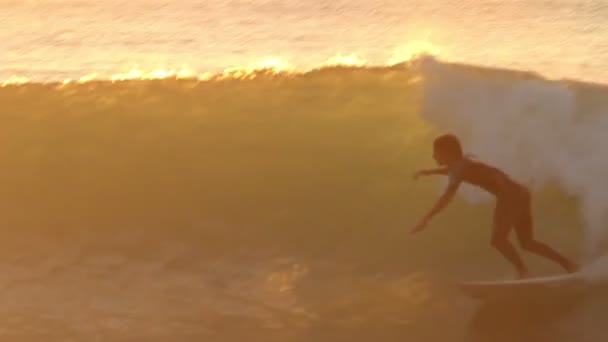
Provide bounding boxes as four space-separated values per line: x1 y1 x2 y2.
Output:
458 272 587 300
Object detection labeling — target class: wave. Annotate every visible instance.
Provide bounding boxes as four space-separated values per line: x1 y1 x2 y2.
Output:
1 57 608 340
0 58 604 263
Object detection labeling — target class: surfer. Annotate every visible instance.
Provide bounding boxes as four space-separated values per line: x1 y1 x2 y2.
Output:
410 133 578 279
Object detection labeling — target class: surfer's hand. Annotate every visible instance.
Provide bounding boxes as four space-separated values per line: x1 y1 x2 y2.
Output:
410 218 428 235
413 170 427 180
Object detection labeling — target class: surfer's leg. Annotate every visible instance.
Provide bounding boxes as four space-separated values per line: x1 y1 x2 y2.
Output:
514 192 578 273
491 202 528 278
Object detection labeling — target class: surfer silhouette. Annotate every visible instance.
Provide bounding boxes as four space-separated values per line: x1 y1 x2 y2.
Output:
411 133 578 279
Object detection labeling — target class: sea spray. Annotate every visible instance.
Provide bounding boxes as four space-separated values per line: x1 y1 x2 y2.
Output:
417 56 608 266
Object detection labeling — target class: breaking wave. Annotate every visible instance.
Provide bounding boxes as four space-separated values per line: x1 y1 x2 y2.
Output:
1 57 607 340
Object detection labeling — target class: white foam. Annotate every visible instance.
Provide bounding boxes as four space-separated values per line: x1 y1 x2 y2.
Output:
417 57 608 264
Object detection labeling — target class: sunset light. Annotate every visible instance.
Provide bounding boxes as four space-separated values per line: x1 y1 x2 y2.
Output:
324 54 367 67
1 75 30 87
388 40 441 65
0 48 439 86
1 0 606 340
220 58 295 79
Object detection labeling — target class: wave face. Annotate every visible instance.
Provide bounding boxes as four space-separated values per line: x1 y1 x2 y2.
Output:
0 60 606 340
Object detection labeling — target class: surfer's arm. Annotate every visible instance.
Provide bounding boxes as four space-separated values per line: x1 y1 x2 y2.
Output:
411 181 460 234
413 167 449 179
424 183 459 221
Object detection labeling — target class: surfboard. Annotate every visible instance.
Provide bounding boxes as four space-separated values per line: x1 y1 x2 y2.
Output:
458 272 587 300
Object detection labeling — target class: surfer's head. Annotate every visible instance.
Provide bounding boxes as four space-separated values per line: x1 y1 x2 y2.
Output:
433 134 463 166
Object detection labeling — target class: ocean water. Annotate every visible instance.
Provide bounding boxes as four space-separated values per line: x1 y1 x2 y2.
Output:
3 0 608 82
2 1 608 341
